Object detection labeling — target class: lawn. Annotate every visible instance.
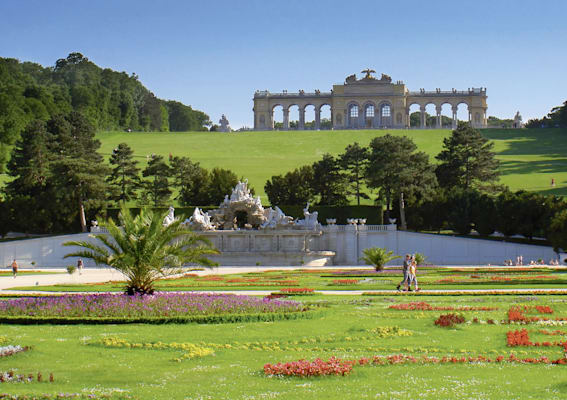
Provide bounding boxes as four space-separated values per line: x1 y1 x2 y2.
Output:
94 128 567 203
11 266 567 293
2 294 567 399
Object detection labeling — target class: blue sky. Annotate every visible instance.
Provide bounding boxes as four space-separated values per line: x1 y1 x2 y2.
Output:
1 0 566 128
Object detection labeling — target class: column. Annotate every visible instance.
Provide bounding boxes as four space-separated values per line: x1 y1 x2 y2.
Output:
451 106 458 129
358 106 364 129
298 107 305 130
270 110 274 130
406 108 410 128
420 105 426 129
283 108 289 130
315 107 321 130
436 106 442 128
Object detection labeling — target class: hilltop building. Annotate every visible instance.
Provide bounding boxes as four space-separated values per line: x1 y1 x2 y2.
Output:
253 69 487 130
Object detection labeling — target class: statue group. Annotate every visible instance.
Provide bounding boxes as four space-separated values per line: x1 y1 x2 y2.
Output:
163 180 320 231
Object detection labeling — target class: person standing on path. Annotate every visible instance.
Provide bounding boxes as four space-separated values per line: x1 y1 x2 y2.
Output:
397 254 411 291
408 255 419 292
11 259 18 278
77 258 84 275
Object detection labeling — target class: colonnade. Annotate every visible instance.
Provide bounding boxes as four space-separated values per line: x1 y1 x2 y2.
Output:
275 105 329 130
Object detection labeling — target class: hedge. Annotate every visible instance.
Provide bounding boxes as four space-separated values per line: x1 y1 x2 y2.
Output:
105 205 384 225
0 310 321 325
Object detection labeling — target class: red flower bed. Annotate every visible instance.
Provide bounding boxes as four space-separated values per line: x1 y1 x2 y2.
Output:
540 330 567 336
264 357 354 377
280 288 315 294
332 279 359 285
506 329 567 350
265 353 567 376
389 302 497 311
435 313 466 327
507 306 563 323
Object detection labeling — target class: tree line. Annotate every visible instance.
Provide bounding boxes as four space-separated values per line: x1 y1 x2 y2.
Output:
525 100 567 128
0 112 239 235
0 53 210 171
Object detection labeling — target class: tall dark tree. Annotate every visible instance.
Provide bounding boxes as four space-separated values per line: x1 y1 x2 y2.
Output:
170 156 210 205
48 112 109 232
435 122 500 189
107 143 141 204
265 166 314 206
206 168 239 205
311 153 349 206
339 142 369 205
142 155 172 206
365 134 437 226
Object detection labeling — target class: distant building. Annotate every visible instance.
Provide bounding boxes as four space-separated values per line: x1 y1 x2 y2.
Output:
253 69 488 130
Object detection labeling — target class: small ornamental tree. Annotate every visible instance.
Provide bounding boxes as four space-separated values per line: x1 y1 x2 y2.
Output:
360 247 400 271
107 143 141 204
63 205 219 295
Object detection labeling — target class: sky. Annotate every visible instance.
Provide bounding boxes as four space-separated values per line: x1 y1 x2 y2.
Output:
1 0 566 128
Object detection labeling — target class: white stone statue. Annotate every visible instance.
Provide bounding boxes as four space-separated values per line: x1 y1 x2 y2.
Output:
513 111 524 129
219 115 231 132
347 218 357 225
261 206 293 228
230 180 252 202
90 220 100 232
186 207 214 231
326 218 336 225
163 206 175 226
295 202 319 229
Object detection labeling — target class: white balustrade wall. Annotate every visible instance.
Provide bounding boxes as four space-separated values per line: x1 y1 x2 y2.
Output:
0 225 559 268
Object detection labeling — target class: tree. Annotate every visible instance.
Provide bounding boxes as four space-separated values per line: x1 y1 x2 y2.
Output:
435 122 500 189
548 210 567 253
265 165 314 206
63 205 219 295
311 153 349 205
360 247 400 271
48 112 109 232
107 143 141 204
170 156 210 205
206 168 239 205
142 154 172 206
339 142 369 205
365 135 437 226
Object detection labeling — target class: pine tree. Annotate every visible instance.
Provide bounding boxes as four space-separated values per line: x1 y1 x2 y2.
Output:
107 143 141 204
312 153 349 206
142 154 172 206
339 142 369 205
170 156 210 206
435 122 500 189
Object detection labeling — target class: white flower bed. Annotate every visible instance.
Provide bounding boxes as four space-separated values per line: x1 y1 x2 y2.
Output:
0 345 27 358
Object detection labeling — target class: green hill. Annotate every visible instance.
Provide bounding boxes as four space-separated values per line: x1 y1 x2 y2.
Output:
95 128 567 204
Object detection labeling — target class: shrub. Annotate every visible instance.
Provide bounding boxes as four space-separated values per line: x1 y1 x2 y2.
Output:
66 265 76 275
360 247 400 271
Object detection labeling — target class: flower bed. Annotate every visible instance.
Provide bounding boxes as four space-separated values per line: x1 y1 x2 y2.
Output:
434 313 466 327
362 290 567 296
0 293 307 323
506 328 567 350
507 305 565 323
389 302 497 311
264 357 355 377
279 288 315 294
332 279 359 285
0 371 53 383
0 345 30 358
264 353 567 376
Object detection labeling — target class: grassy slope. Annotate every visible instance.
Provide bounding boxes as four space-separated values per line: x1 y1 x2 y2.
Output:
3 295 567 399
95 128 567 203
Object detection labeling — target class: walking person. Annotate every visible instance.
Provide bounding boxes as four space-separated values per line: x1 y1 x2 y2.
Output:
77 258 84 275
11 259 18 278
408 255 419 292
397 254 411 291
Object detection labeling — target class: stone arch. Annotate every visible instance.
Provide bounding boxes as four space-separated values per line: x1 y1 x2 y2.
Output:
318 103 332 130
455 101 471 124
346 101 361 129
271 104 284 129
378 100 393 128
424 102 437 128
287 103 300 130
362 101 377 128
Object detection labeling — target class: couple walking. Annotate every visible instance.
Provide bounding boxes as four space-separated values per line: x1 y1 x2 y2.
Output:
397 254 419 292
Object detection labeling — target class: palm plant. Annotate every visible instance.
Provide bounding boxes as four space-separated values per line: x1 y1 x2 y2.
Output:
360 247 400 271
63 205 219 295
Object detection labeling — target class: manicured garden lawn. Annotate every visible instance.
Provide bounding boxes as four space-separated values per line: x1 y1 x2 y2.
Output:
94 128 567 203
12 267 567 293
2 294 567 399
